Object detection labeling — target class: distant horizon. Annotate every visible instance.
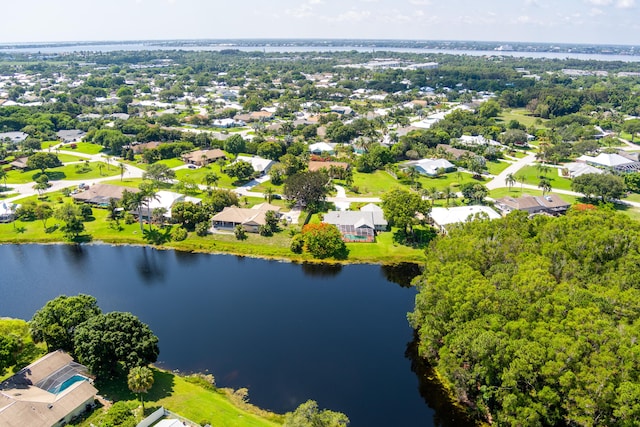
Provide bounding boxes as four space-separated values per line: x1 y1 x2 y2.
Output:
1 37 638 49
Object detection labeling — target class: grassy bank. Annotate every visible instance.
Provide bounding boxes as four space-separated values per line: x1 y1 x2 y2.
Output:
79 369 283 427
0 195 426 265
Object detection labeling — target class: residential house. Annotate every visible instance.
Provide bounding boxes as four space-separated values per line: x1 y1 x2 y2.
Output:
134 191 201 220
495 194 571 216
212 203 281 233
308 161 350 173
0 131 28 144
0 201 19 222
430 205 501 233
404 158 455 176
72 184 139 206
235 155 274 175
458 135 501 147
323 204 388 242
181 149 226 167
0 350 97 427
562 162 604 178
132 141 162 155
436 144 474 161
308 142 336 155
234 110 274 123
212 118 245 128
577 153 640 173
56 129 86 144
9 156 28 170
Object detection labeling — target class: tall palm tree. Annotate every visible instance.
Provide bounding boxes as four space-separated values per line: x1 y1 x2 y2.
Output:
0 167 7 190
263 186 274 203
202 172 219 190
505 173 516 192
127 366 154 412
442 186 455 207
118 162 127 181
138 182 159 232
517 175 526 193
538 178 552 196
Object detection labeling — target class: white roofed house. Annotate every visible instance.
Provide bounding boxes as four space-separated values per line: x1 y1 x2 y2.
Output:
133 191 201 221
404 158 456 176
235 155 274 176
430 205 501 233
458 135 501 147
323 204 388 243
308 142 336 156
577 153 640 173
0 201 19 223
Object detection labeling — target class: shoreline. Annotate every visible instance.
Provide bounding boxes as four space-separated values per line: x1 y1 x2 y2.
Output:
0 237 426 266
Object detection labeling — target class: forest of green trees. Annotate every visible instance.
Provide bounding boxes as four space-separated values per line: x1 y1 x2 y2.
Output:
409 208 640 426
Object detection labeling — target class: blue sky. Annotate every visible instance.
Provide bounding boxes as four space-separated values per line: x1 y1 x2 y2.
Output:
1 0 638 45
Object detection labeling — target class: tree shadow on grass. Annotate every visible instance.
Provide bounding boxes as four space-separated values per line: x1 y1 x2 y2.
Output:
32 171 66 181
94 367 175 404
142 227 173 245
392 227 437 249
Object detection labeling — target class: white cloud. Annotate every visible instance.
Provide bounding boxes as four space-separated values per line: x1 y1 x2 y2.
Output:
586 0 613 5
409 0 431 5
285 3 314 19
324 9 372 22
616 0 635 8
589 7 605 15
308 0 324 4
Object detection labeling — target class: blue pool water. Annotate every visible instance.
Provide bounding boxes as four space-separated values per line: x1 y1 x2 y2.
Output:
48 375 87 394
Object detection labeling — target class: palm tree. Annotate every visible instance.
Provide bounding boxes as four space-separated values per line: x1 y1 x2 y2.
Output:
138 182 159 232
263 186 274 203
118 162 127 181
505 173 516 192
406 166 420 189
0 167 7 190
538 178 552 196
442 186 455 207
517 175 526 193
97 163 105 176
127 366 154 412
202 172 219 190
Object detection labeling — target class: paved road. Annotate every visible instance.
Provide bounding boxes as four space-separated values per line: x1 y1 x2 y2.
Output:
486 153 537 190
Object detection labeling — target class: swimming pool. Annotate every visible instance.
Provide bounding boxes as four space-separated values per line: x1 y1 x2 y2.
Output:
47 374 88 394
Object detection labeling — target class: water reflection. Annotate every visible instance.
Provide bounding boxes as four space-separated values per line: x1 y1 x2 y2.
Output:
381 263 423 288
300 262 343 277
405 337 478 427
136 247 166 284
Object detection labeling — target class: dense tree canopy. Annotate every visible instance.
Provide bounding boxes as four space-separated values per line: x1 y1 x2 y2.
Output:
283 400 349 427
571 173 626 203
29 294 102 353
74 311 159 377
283 170 331 212
409 209 640 426
26 152 62 173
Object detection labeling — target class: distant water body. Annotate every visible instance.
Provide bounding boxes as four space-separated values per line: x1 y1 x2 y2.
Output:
2 42 640 62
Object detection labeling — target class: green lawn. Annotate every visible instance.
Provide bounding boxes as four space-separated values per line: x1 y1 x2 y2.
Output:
416 171 486 192
41 141 59 149
57 154 86 163
513 165 574 191
486 160 512 175
175 167 237 189
4 162 120 184
344 170 404 197
498 108 548 129
489 187 580 205
60 142 105 155
347 229 427 264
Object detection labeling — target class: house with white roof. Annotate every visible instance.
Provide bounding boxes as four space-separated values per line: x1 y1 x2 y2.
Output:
235 155 274 175
563 162 604 178
404 158 455 176
430 205 501 233
458 135 501 147
308 142 336 155
0 201 19 222
134 191 201 220
577 153 640 173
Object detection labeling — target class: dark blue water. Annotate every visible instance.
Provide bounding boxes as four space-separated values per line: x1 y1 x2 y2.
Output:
0 244 469 427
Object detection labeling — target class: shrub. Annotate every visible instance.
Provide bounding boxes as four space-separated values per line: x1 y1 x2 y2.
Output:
124 213 135 225
195 222 209 237
259 224 273 237
172 226 188 241
234 225 247 240
290 233 304 253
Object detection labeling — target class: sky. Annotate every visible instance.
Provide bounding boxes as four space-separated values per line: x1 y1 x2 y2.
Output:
1 0 639 46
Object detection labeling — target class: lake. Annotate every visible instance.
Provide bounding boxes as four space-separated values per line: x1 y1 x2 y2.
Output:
0 244 471 427
2 42 640 62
